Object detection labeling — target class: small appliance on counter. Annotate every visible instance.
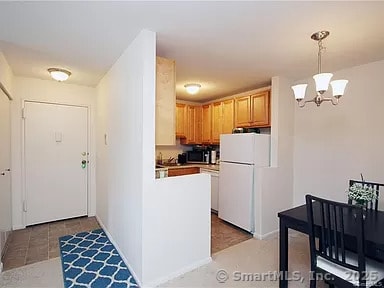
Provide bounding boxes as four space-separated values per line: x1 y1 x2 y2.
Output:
232 127 261 134
187 148 206 163
210 150 217 164
177 153 187 164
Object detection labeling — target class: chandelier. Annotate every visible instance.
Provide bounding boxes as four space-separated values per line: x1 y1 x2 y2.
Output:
291 31 348 108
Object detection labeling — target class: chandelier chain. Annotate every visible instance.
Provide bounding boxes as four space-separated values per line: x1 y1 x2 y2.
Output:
317 39 326 74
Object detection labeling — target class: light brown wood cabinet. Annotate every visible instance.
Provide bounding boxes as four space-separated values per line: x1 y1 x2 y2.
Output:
167 167 200 177
250 91 270 127
181 105 202 145
221 99 235 134
235 90 270 128
201 104 212 144
211 102 222 144
175 88 269 144
235 96 252 127
176 103 187 138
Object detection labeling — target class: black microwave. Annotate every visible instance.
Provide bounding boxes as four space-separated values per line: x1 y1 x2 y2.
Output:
186 150 206 163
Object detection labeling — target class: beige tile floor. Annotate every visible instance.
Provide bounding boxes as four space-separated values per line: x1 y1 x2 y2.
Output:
2 213 248 272
0 232 325 288
1 216 100 271
211 213 253 254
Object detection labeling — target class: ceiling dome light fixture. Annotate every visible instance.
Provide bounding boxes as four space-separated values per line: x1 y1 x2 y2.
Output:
184 83 201 95
291 31 348 108
48 68 72 82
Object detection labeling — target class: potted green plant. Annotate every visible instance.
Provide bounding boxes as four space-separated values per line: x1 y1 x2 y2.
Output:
348 182 378 208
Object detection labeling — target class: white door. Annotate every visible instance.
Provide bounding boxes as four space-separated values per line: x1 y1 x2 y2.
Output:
0 90 12 254
218 162 254 232
24 102 88 226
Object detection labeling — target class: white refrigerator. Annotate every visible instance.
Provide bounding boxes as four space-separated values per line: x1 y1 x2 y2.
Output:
218 133 270 232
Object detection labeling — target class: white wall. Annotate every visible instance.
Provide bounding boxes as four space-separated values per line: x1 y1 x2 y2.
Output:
0 53 13 271
11 77 97 229
143 174 211 286
155 139 191 161
254 76 295 238
293 60 384 206
96 30 156 283
0 52 13 95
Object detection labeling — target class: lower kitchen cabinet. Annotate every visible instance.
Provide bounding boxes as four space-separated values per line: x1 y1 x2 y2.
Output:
201 169 219 212
167 167 200 177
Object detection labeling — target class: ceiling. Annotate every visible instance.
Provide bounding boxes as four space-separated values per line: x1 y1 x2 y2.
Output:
0 2 383 102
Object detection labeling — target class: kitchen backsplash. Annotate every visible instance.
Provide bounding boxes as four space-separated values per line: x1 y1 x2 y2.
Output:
155 139 221 162
155 139 192 160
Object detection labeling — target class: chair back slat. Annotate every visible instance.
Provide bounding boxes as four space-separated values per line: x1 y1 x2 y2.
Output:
306 195 366 285
325 203 332 257
319 203 326 254
349 180 383 211
338 206 346 263
332 205 339 261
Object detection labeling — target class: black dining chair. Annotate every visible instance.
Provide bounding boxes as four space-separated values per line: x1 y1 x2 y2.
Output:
306 194 384 287
348 180 384 211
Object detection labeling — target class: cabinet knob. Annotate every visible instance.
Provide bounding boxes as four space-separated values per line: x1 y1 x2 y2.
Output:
1 172 5 176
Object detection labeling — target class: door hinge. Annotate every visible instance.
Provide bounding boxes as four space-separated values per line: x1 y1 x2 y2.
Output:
23 200 27 212
21 108 26 119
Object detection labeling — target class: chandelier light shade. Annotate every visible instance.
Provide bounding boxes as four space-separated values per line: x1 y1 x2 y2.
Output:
292 84 307 100
184 83 201 95
292 31 348 107
48 68 71 82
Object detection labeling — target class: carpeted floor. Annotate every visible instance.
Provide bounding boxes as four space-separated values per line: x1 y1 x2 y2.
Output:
0 232 326 288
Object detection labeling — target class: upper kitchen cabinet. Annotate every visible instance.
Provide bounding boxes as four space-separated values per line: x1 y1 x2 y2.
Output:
176 103 187 138
250 91 270 127
235 90 270 128
235 95 252 127
201 104 212 144
155 57 176 145
181 105 202 145
221 99 235 134
211 102 222 144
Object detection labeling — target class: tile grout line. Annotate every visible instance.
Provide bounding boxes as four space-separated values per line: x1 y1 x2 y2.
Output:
48 224 50 259
23 229 31 266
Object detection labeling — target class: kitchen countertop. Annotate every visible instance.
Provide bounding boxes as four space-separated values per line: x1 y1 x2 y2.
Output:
156 163 220 171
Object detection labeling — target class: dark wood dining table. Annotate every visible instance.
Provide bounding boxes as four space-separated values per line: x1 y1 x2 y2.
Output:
278 203 384 288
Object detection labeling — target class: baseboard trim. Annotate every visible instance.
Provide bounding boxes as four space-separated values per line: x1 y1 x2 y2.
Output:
12 225 25 231
95 215 142 287
253 229 279 240
143 257 212 288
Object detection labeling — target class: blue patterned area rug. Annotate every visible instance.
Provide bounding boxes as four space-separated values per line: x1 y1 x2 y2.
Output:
59 229 139 288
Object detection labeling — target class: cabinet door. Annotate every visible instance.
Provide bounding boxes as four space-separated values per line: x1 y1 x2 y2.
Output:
211 102 222 143
195 106 202 144
250 91 270 127
235 96 251 127
222 99 234 134
186 105 197 144
155 57 176 145
168 167 200 177
201 104 212 143
186 105 196 144
176 103 187 138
